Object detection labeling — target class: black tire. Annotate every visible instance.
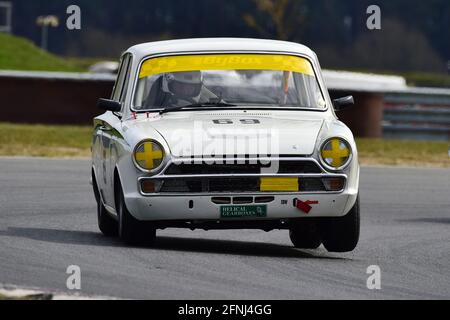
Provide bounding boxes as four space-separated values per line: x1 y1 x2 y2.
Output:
93 174 118 237
117 182 156 246
289 219 321 249
318 196 360 252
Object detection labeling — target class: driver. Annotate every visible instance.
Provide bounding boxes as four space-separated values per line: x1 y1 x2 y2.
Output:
145 71 218 108
162 71 203 103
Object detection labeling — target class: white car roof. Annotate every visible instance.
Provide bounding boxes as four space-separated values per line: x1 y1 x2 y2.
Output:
127 38 317 61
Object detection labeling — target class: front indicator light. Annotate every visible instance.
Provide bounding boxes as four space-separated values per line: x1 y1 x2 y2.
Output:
322 177 345 191
320 138 351 170
140 180 163 193
133 140 165 172
141 180 156 193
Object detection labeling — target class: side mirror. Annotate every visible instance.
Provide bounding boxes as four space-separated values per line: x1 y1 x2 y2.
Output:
97 98 122 112
333 95 354 111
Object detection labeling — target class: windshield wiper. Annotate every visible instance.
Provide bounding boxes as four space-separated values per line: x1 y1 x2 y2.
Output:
159 102 237 115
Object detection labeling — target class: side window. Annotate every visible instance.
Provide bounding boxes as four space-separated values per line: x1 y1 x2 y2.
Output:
111 54 131 103
119 55 132 104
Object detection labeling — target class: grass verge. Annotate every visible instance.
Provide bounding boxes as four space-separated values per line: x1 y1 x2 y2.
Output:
357 138 449 168
0 33 85 72
0 123 448 167
0 33 107 72
0 123 91 158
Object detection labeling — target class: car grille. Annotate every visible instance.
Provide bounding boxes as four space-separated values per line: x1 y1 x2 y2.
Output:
139 159 345 194
163 159 322 175
146 177 335 193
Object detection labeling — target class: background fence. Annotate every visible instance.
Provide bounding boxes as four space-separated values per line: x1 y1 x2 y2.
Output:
383 89 450 141
1 69 450 140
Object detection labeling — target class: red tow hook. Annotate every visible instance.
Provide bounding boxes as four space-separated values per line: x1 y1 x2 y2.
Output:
294 198 319 214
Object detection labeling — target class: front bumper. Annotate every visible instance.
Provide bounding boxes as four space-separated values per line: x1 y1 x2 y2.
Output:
125 190 358 221
118 156 360 222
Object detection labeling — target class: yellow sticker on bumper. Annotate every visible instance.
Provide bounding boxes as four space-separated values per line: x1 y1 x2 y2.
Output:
139 54 314 78
260 177 299 192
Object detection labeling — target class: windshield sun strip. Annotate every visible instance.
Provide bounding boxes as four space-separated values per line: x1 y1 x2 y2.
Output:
128 51 329 113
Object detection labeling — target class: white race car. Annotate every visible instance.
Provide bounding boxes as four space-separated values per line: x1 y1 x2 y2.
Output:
92 38 360 252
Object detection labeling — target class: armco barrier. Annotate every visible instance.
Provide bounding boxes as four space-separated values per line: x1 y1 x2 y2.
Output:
383 90 450 141
1 71 114 125
3 69 449 139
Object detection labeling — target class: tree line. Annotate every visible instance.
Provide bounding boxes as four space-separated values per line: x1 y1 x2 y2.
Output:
8 0 450 73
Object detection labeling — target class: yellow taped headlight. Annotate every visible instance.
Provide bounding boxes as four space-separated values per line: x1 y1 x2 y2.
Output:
133 140 165 172
320 138 351 170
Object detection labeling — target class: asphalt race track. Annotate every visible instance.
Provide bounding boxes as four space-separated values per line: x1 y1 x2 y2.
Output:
0 157 449 299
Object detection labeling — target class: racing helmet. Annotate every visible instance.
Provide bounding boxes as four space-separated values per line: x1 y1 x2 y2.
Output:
162 71 203 99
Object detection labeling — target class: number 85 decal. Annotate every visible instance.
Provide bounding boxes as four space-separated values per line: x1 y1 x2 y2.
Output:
213 119 260 124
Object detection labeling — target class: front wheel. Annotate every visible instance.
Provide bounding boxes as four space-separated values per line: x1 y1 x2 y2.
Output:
97 199 118 237
289 219 321 249
93 174 118 237
318 196 360 252
117 182 156 246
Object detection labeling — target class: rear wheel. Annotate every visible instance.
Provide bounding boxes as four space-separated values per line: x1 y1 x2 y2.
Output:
289 219 321 249
318 196 360 252
93 173 118 237
117 182 156 246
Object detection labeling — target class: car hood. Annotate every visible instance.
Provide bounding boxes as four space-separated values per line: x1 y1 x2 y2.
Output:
136 112 325 157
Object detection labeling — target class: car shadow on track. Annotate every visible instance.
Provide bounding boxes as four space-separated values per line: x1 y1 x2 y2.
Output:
397 218 450 224
152 236 347 259
0 227 122 247
397 217 450 225
0 227 347 260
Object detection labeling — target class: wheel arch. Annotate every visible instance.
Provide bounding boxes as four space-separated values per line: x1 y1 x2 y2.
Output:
91 166 100 203
113 166 123 211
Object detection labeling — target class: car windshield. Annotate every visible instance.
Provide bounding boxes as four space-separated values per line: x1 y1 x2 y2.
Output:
133 54 326 111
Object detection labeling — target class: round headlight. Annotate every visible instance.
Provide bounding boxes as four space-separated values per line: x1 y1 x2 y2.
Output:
133 140 165 172
320 138 351 170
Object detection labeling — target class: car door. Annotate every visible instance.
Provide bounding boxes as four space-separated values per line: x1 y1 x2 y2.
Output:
100 53 132 208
